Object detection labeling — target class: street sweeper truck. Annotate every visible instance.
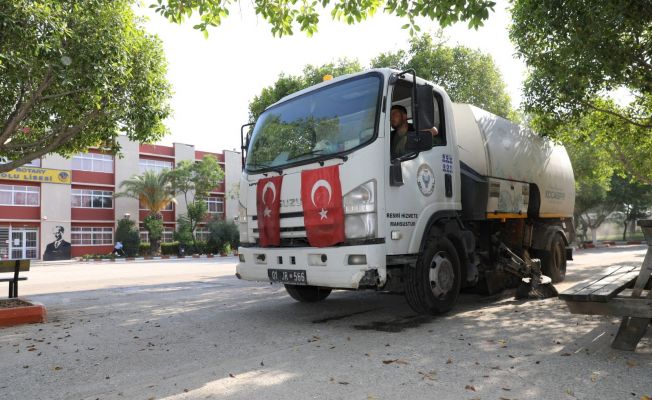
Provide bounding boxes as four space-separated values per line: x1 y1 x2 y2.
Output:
235 68 575 314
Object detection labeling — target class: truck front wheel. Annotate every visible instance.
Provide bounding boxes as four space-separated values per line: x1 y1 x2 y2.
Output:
405 236 461 315
541 233 566 283
284 285 332 302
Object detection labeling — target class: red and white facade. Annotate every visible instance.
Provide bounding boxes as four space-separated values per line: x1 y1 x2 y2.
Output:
0 136 241 260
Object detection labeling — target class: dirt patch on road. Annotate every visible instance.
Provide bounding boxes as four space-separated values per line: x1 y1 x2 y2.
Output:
0 299 33 308
353 315 434 332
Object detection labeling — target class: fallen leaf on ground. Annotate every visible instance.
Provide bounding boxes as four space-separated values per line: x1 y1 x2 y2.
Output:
502 387 511 391
640 395 651 400
228 373 236 378
418 371 437 381
382 359 409 365
465 385 476 392
626 360 638 368
53 366 62 371
560 353 572 356
446 358 453 364
338 381 349 385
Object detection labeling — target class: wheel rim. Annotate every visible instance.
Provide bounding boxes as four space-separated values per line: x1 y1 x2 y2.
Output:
429 251 455 298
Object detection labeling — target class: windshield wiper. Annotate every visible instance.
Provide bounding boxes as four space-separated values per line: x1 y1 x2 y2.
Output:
288 149 348 162
246 162 283 175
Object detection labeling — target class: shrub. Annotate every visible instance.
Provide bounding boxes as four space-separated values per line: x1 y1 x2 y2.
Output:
143 213 164 255
115 217 140 257
207 219 239 253
138 242 150 256
161 242 179 255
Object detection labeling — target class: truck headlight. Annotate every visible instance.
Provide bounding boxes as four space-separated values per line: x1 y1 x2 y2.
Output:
343 181 376 239
345 213 376 239
238 203 248 242
343 180 375 214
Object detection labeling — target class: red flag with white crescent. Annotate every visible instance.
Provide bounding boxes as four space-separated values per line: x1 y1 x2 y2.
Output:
301 165 345 247
256 175 283 247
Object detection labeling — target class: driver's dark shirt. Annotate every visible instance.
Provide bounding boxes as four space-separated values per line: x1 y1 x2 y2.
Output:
390 123 414 159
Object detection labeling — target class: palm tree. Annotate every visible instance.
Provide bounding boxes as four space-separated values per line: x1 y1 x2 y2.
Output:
115 170 176 255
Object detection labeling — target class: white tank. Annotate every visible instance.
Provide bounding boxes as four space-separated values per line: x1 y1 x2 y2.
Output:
453 103 575 218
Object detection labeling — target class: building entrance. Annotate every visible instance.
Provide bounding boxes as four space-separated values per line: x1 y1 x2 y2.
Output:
0 227 39 259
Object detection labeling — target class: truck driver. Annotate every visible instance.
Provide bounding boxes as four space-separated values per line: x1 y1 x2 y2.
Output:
390 104 440 159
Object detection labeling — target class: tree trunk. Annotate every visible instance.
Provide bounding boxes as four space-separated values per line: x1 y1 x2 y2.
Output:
591 229 597 244
150 237 161 256
623 220 628 241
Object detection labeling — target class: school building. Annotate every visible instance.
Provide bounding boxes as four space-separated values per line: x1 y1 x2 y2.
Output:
0 136 241 260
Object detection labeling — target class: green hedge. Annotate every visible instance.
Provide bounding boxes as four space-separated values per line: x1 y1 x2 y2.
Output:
138 243 150 255
138 241 210 256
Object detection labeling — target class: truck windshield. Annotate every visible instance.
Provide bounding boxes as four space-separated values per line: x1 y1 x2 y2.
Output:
246 74 382 173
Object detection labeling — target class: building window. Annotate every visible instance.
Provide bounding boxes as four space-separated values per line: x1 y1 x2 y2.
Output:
71 227 113 246
139 159 172 174
206 196 224 215
0 185 39 206
140 227 174 243
71 189 113 208
195 228 210 242
72 153 113 173
162 227 174 243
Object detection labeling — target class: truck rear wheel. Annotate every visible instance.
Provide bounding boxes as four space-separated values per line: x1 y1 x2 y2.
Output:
405 236 461 315
284 285 332 302
541 233 566 283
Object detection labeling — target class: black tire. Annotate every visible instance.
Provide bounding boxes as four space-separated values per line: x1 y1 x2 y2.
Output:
541 233 567 283
405 236 461 315
284 285 332 302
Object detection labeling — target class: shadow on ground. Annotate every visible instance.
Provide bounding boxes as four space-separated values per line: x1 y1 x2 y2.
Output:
0 263 650 400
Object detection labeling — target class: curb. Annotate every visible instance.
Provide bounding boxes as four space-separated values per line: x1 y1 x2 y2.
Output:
73 254 237 263
0 299 47 328
577 241 646 250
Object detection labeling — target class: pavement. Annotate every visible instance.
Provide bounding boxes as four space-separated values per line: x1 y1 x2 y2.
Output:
0 248 650 400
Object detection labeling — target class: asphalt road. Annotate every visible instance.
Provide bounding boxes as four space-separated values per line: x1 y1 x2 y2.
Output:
0 247 650 400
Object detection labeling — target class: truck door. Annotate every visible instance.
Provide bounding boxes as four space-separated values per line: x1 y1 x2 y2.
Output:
384 78 457 256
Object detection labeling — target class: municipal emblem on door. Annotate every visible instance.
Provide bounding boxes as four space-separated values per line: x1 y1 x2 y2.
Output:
417 164 435 196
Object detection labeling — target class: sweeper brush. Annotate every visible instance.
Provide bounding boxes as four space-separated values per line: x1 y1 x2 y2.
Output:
495 242 559 300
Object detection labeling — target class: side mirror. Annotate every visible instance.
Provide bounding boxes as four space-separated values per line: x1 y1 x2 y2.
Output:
415 85 435 133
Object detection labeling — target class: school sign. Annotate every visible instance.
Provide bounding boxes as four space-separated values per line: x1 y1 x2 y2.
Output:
0 166 71 184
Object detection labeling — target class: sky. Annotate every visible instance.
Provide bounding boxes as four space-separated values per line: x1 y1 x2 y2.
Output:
136 0 526 154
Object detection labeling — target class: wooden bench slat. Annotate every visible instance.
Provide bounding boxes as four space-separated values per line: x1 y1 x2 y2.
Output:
561 265 636 296
586 271 641 302
559 265 640 302
565 298 652 319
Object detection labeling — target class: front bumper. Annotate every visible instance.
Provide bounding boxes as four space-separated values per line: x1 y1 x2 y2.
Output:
236 243 386 289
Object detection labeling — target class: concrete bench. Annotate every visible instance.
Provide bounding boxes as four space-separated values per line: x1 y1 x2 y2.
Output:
559 220 652 351
0 260 30 298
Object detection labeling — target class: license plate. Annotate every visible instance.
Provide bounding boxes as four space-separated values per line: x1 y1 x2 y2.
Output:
268 269 307 285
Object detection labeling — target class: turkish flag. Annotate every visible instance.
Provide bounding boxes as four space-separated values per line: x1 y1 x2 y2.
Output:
301 165 345 247
256 175 283 247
